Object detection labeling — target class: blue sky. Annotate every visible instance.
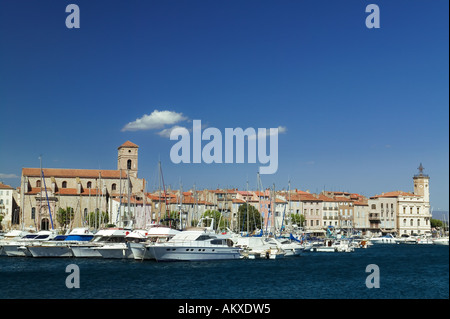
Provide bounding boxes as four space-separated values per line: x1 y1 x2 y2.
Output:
0 0 448 211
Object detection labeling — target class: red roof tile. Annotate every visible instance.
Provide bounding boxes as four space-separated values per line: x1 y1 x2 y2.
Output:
22 168 128 179
118 141 139 149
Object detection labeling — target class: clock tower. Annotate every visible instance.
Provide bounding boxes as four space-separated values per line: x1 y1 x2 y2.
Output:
413 163 430 203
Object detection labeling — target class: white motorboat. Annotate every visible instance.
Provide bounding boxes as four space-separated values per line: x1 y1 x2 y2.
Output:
2 230 58 257
71 228 130 258
0 230 31 256
130 225 181 260
310 239 354 252
233 235 288 259
433 237 449 246
27 227 94 258
148 229 241 262
396 234 418 244
147 218 241 262
95 229 150 259
369 234 397 244
263 237 303 256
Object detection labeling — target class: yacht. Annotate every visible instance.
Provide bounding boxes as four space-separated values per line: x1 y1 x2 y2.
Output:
234 236 284 259
147 218 241 262
433 237 449 246
71 228 129 258
263 237 303 257
130 225 181 260
310 239 354 252
2 230 58 257
27 227 94 258
0 230 31 256
148 230 241 262
95 229 149 259
369 234 397 244
396 234 418 244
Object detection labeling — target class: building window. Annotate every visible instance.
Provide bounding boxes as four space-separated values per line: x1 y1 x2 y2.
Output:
112 183 117 191
31 207 36 219
371 204 376 209
87 181 92 189
403 219 406 226
410 219 413 226
127 159 132 170
62 181 67 188
36 180 41 188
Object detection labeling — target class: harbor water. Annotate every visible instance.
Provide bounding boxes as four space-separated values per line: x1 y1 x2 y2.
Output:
0 244 448 299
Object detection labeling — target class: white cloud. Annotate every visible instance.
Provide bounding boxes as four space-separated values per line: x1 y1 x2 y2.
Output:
121 110 188 132
248 126 287 140
157 125 191 138
0 173 19 179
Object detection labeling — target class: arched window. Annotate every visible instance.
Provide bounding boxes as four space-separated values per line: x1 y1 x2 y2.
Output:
403 219 406 226
36 180 41 188
410 219 414 226
87 181 92 189
417 219 420 226
112 183 117 191
62 181 67 188
127 159 132 170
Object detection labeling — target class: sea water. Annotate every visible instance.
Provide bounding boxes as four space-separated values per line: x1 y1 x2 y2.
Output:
0 244 448 299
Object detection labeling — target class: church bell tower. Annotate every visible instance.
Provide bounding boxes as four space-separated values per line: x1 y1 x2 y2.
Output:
118 141 139 178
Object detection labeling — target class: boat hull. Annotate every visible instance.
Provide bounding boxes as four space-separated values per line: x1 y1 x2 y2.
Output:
28 245 73 258
95 245 134 259
130 243 155 260
71 246 102 258
2 244 32 257
149 245 241 262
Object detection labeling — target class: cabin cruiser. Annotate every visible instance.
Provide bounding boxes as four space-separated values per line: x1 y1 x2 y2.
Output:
147 218 241 262
310 239 354 252
234 236 285 259
148 230 241 261
26 227 94 257
396 234 418 244
0 230 31 256
94 229 150 259
130 225 181 260
433 237 449 246
71 228 130 258
263 237 303 256
369 234 397 244
2 230 58 257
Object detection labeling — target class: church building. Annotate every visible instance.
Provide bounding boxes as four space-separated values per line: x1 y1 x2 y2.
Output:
17 141 146 231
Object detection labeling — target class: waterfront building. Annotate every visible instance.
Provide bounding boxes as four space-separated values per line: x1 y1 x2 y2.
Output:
369 164 432 235
17 141 146 231
0 182 16 230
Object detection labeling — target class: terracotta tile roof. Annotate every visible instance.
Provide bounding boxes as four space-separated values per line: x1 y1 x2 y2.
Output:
0 182 14 190
371 191 419 198
299 194 322 202
22 168 128 179
118 141 139 149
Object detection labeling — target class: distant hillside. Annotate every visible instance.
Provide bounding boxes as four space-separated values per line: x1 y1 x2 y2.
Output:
432 211 449 222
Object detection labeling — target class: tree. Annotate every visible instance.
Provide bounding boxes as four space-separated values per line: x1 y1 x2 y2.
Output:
87 210 109 228
290 213 305 228
56 207 75 231
201 210 226 230
237 204 262 233
431 218 444 228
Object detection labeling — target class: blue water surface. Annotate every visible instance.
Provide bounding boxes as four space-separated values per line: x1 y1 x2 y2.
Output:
0 244 448 299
